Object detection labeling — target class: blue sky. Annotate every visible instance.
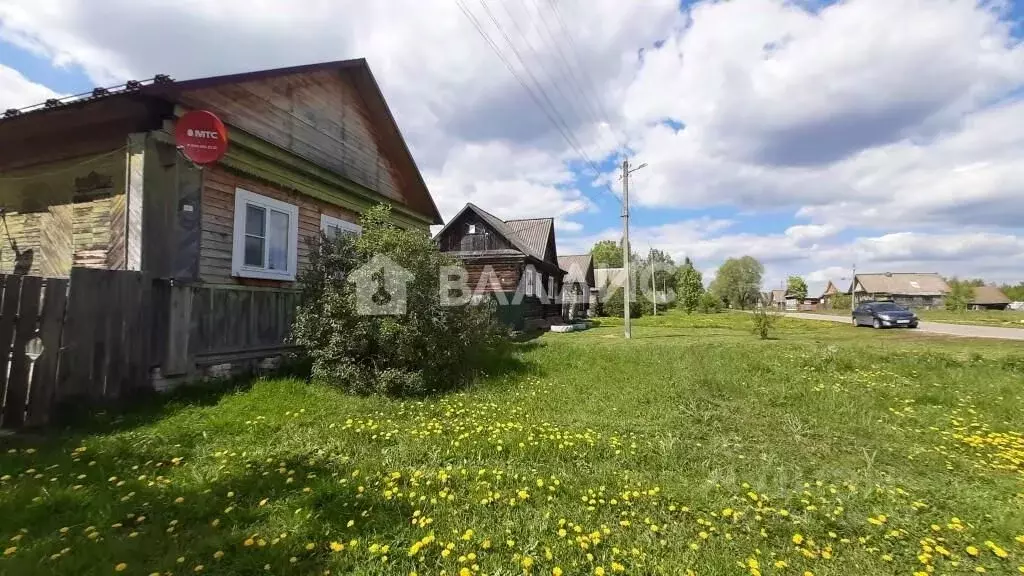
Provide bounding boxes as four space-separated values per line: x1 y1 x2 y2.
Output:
1 0 1023 287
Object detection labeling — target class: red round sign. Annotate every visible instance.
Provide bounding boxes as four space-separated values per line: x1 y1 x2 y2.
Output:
174 110 228 164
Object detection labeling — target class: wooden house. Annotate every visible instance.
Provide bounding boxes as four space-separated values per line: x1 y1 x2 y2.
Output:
0 59 442 386
970 285 1011 311
434 203 564 331
820 279 847 309
558 254 594 320
851 272 950 309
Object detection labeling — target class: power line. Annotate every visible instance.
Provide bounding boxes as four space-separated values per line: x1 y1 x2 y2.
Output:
498 0 614 159
522 0 624 157
546 0 630 153
455 0 622 205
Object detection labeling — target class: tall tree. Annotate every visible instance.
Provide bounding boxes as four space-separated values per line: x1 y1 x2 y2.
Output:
590 240 623 269
676 257 704 313
945 278 974 311
710 256 764 310
642 248 676 307
590 239 642 268
786 275 808 301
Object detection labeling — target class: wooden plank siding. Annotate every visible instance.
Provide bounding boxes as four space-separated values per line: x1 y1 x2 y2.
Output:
0 150 127 277
199 165 359 286
180 69 407 206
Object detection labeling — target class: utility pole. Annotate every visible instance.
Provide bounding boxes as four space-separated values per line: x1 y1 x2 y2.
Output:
649 246 657 316
851 263 857 311
621 159 646 339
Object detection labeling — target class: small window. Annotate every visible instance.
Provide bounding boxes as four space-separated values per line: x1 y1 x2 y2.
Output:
321 214 362 240
232 188 298 281
524 268 535 297
467 223 478 234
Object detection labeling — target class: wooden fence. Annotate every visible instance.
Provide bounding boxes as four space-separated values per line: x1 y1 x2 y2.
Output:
0 269 301 430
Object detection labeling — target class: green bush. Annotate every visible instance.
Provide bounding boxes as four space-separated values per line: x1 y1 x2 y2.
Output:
697 292 723 313
750 306 779 340
291 205 506 396
601 289 644 318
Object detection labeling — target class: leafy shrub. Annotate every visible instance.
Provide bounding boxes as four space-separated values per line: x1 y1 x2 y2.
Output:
750 305 779 339
291 205 506 397
601 289 644 318
697 292 723 314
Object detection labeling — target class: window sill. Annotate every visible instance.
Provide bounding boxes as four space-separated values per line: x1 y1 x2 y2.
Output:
232 268 296 282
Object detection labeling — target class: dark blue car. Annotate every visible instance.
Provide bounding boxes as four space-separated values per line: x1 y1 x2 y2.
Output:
852 301 919 329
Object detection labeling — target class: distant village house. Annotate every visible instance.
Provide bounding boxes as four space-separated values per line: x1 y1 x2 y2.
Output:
434 203 564 331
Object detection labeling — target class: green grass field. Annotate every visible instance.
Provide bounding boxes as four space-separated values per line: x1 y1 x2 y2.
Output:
914 309 1024 329
2 311 1023 576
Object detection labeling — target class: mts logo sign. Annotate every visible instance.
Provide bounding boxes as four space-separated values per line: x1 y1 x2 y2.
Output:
175 110 228 165
186 128 221 139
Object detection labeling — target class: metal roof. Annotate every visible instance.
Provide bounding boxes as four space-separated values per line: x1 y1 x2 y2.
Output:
1 59 442 224
558 254 594 285
433 203 559 265
972 285 1010 305
854 273 950 296
505 218 554 264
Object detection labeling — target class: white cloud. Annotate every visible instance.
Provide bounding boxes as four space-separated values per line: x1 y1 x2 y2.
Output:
2 0 1024 284
0 63 62 109
620 0 1024 232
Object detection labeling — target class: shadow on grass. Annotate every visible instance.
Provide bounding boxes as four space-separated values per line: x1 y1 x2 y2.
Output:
13 337 541 441
0 440 416 576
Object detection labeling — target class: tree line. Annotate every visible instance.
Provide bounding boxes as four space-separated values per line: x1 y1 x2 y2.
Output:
589 240 769 313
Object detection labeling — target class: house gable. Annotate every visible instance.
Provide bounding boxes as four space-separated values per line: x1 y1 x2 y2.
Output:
436 207 519 255
173 61 439 224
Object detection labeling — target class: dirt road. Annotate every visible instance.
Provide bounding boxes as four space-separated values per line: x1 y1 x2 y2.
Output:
784 312 1024 341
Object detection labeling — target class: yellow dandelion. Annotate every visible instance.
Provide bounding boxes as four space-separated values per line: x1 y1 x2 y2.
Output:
330 541 344 552
115 563 128 572
3 547 16 556
553 568 563 576
595 567 606 576
194 565 205 573
792 534 804 545
305 543 315 551
967 546 980 557
214 551 224 560
174 497 185 504
244 538 255 547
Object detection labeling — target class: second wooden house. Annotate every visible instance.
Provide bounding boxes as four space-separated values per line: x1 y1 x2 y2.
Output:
435 203 564 331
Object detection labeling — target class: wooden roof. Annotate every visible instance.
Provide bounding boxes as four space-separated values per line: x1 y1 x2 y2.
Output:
0 59 442 224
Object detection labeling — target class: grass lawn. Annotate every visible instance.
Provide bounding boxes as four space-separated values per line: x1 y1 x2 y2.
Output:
914 309 1024 329
2 311 1024 576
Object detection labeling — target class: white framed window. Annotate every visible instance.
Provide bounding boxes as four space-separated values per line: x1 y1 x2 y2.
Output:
321 214 362 240
232 188 299 281
524 267 535 297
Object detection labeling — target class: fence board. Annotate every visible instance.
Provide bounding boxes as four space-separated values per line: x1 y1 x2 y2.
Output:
25 278 68 427
0 275 22 412
60 268 98 399
103 273 126 399
2 276 42 428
